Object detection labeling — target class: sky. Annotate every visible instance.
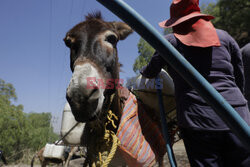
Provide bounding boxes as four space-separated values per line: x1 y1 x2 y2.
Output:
0 0 215 133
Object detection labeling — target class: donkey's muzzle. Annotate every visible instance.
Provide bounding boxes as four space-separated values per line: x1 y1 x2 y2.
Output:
66 63 105 122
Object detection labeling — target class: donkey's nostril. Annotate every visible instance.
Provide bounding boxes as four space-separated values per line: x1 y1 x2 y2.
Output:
88 88 100 100
90 88 98 96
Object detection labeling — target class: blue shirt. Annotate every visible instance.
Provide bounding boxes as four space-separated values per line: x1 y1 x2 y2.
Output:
141 29 250 130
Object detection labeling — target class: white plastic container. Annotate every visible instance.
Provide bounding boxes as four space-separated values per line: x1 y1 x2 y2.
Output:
60 102 85 145
128 69 176 121
43 143 65 159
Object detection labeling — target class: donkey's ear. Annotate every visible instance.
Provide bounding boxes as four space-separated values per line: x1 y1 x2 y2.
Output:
112 22 133 40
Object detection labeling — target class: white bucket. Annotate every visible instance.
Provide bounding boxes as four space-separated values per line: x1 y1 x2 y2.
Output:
43 143 65 159
60 102 85 145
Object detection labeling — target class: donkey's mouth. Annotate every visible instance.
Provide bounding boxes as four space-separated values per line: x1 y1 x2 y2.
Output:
66 94 101 123
73 112 97 123
69 102 99 123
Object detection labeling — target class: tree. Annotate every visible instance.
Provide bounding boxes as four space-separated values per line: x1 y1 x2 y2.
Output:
0 79 26 160
0 79 58 162
202 0 250 47
26 112 58 151
133 38 155 74
0 79 17 101
133 29 172 74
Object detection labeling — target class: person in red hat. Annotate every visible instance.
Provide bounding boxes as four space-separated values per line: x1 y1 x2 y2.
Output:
141 0 250 166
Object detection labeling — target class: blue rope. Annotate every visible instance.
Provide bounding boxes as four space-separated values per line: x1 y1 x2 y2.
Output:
156 76 177 167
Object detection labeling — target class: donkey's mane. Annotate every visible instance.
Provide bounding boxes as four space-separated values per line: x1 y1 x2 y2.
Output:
85 11 103 20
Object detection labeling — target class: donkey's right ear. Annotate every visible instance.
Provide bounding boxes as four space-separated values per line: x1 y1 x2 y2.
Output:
112 22 133 40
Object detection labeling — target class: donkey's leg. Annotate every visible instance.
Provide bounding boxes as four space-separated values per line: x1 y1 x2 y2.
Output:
41 160 47 167
64 147 77 167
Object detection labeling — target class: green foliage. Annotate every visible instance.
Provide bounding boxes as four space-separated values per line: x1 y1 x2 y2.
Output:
0 79 17 101
202 0 250 47
163 28 173 36
0 99 29 161
133 28 172 74
26 112 58 151
133 38 155 73
0 79 59 162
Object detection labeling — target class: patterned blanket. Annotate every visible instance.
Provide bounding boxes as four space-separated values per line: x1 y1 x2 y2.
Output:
117 92 166 167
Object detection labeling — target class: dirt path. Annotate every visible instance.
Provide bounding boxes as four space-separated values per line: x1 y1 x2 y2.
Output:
3 140 190 167
167 140 190 167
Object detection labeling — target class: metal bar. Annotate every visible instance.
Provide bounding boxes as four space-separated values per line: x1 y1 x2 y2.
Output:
96 0 250 150
156 76 177 167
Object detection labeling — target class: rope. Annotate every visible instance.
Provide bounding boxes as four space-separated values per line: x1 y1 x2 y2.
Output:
99 129 119 167
87 110 120 167
101 110 120 167
55 122 79 145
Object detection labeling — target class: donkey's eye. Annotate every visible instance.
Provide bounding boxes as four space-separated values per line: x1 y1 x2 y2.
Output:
105 35 118 45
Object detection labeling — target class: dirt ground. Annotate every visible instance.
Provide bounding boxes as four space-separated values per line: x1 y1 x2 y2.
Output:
3 140 190 167
163 140 190 167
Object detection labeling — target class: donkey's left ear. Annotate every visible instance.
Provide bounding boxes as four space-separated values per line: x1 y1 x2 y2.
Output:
112 22 133 40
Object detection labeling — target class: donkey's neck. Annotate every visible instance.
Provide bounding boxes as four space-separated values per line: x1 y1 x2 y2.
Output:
83 89 121 148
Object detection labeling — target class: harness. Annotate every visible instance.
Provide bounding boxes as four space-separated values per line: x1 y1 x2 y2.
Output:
84 110 120 167
83 93 120 167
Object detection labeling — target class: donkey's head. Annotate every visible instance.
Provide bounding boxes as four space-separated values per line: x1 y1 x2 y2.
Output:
64 12 132 122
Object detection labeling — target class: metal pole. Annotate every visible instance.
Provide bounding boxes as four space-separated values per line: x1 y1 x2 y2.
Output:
156 76 177 167
97 0 250 149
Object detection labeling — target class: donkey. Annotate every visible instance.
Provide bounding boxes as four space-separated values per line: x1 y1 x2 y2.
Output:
30 147 63 167
30 145 79 167
64 12 166 166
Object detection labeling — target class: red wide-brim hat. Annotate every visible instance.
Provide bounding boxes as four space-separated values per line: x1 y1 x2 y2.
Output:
159 12 214 28
159 0 220 47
